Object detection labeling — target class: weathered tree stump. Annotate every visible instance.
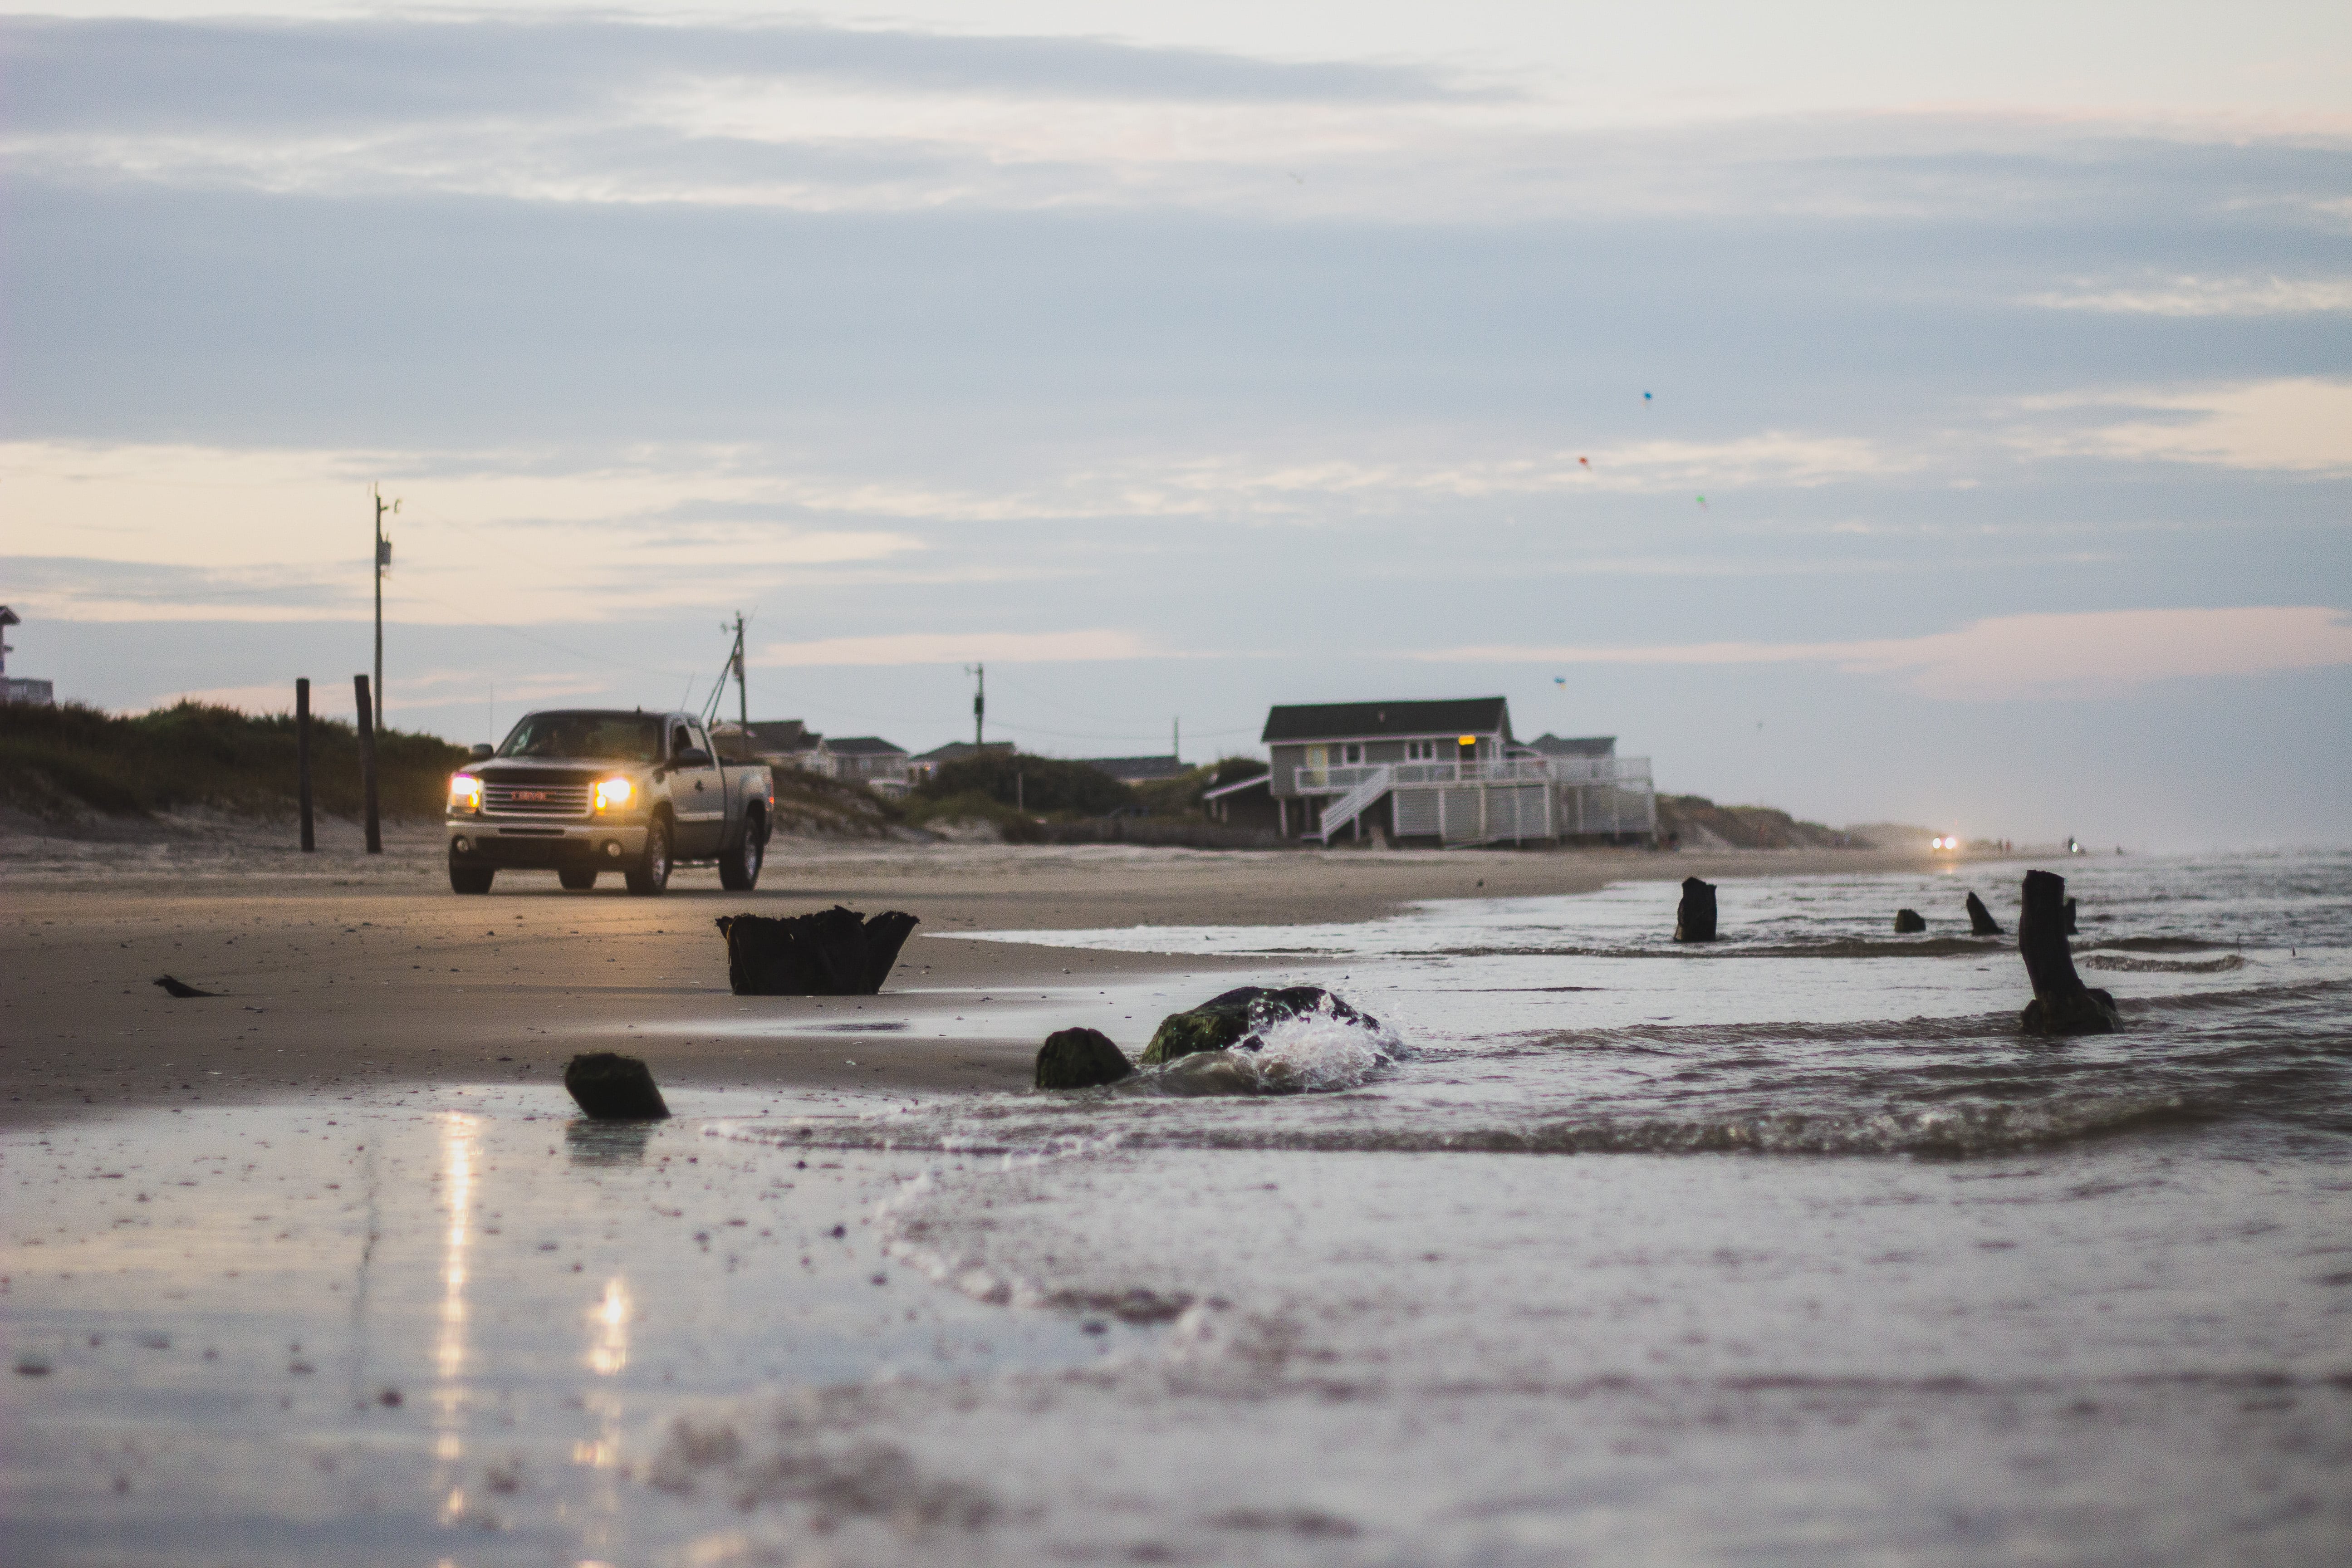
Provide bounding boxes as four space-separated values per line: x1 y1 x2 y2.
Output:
1893 908 1926 933
715 907 920 995
2062 897 2078 936
1965 891 2003 936
1140 986 1377 1065
2017 871 2118 1035
1674 877 1718 942
1035 1027 1135 1089
564 1052 671 1120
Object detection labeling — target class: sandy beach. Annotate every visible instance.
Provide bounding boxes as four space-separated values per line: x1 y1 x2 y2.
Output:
5 825 2346 1567
1 818 1953 1127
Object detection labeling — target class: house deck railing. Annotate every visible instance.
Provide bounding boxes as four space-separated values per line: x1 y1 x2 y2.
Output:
1292 757 1649 793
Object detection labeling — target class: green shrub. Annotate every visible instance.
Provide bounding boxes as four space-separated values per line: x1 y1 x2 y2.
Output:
912 751 1132 817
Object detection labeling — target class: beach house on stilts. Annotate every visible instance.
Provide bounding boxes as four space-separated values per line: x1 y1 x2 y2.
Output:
1211 697 1655 848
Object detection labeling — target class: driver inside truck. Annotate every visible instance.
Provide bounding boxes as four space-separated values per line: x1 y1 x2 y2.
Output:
671 722 696 758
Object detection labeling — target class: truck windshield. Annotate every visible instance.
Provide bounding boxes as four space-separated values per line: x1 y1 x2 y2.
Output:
497 712 664 763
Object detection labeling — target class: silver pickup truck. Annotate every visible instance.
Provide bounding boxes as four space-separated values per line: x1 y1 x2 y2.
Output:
444 708 774 896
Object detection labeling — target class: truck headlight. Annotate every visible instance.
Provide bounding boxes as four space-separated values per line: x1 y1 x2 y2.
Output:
593 777 634 812
448 774 483 814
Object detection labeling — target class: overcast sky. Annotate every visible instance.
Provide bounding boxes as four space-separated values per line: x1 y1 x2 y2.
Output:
3 3 2347 847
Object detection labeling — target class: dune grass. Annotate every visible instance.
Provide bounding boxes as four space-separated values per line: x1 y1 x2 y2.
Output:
0 700 471 822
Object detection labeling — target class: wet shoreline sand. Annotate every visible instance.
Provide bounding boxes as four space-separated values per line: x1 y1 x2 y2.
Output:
1 822 1962 1128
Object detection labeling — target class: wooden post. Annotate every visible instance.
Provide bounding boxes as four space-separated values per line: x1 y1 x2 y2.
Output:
2018 869 2116 1034
353 674 382 855
296 678 315 852
1965 891 2001 936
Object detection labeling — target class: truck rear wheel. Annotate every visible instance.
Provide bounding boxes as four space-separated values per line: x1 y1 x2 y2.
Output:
558 867 598 891
718 810 765 891
625 817 672 896
450 860 495 895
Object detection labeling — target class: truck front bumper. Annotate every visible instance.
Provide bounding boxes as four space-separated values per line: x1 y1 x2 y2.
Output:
446 818 647 868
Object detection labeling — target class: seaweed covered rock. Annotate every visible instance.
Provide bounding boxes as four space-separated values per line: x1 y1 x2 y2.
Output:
564 1053 670 1120
1893 908 1927 934
1140 986 1376 1066
1965 891 2003 937
1034 1027 1134 1090
715 907 919 996
1674 877 1718 943
2017 870 2119 1036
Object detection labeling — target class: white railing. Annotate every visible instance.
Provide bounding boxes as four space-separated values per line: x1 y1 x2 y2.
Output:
1292 757 1648 791
1313 766 1392 843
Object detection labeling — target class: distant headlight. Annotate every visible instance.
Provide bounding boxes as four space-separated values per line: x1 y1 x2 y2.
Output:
593 776 634 812
448 774 483 813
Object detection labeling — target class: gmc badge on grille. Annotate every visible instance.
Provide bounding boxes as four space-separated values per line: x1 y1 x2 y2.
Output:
515 790 549 802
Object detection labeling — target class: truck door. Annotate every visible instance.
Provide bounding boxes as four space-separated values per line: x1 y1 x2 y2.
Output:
667 719 725 855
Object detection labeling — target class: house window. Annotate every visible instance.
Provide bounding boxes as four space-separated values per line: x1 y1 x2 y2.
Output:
1342 743 1363 765
1404 740 1436 761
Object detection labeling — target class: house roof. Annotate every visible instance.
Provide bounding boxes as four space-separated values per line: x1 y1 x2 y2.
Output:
912 740 1014 764
1080 754 1188 783
738 719 823 751
1525 733 1616 759
827 735 908 757
1261 697 1512 745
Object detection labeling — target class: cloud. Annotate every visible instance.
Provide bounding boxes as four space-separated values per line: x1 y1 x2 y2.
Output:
1421 606 2352 700
754 630 1153 666
2022 274 2352 317
2010 378 2352 474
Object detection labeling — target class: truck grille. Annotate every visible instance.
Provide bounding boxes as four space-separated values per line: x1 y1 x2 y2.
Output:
483 782 590 818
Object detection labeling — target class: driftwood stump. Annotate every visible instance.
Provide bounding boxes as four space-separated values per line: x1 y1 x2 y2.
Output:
1674 877 1718 943
564 1053 670 1120
1893 908 1926 933
1035 1028 1134 1089
715 907 920 996
2017 870 2118 1035
1965 892 2003 936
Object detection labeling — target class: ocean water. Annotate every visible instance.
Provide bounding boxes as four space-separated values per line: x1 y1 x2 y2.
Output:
7 854 2349 1565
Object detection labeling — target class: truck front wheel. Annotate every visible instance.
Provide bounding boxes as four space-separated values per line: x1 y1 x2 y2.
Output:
626 817 672 896
450 859 495 895
558 867 598 891
718 810 765 892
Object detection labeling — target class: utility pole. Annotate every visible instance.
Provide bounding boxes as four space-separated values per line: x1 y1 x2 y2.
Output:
371 485 399 731
967 663 985 747
727 612 748 729
1172 716 1180 764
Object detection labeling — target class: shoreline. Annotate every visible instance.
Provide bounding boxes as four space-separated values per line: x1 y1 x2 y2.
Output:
2 825 1994 1130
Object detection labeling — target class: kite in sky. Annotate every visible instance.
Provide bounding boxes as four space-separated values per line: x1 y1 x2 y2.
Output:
1578 456 1589 467
1643 392 1652 402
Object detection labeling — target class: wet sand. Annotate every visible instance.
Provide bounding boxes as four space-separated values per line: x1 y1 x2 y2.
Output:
1 817 1956 1127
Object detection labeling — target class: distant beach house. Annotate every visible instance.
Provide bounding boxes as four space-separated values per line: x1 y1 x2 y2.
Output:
1078 754 1188 785
826 736 912 796
906 740 1013 785
0 607 54 706
1244 697 1654 847
722 719 830 774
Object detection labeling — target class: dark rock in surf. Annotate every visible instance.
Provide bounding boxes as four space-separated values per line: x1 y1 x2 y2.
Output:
564 1052 671 1120
1035 1027 1134 1089
2017 870 2119 1036
1965 891 2003 937
1674 877 1718 943
1893 908 1927 934
1141 986 1377 1066
715 907 919 996
153 975 219 999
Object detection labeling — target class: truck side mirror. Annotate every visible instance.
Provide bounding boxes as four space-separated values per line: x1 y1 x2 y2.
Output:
469 743 495 760
671 747 713 769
